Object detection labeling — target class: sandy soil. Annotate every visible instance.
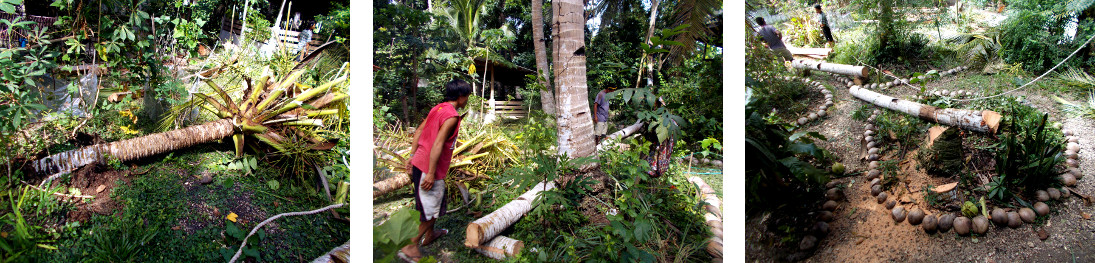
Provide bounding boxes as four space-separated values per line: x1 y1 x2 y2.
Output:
746 70 1095 262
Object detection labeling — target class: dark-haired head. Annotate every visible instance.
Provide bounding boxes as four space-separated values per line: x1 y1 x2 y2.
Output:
814 4 822 10
755 17 766 26
444 79 473 109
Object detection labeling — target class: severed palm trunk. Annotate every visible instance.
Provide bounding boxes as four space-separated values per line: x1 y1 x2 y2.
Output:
552 0 596 158
531 0 556 116
373 173 411 198
474 235 524 260
465 181 555 248
849 85 1001 133
32 119 235 176
687 176 723 260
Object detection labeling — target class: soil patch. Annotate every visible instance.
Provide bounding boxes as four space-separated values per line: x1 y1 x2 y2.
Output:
64 162 129 222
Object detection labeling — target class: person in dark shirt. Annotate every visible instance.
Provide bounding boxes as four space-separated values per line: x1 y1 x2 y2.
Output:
815 4 835 47
755 17 793 61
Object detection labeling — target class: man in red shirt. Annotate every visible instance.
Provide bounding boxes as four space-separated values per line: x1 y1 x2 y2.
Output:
400 79 471 261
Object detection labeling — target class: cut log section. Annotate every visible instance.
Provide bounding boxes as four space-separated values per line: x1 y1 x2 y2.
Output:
792 59 869 77
465 181 556 248
309 240 350 263
687 176 723 259
373 173 411 198
849 85 1001 134
474 235 525 260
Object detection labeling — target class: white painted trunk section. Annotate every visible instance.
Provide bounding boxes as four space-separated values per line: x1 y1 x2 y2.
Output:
848 85 1001 133
474 235 524 260
791 59 869 77
465 181 555 248
688 176 724 259
552 0 596 158
372 174 410 198
596 120 643 152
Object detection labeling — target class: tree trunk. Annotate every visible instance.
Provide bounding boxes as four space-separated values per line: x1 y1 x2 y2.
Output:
474 235 524 260
595 120 643 151
552 0 596 158
687 176 723 259
32 119 235 176
532 0 556 116
373 173 411 198
309 240 350 263
848 85 1002 133
791 59 869 77
465 181 555 248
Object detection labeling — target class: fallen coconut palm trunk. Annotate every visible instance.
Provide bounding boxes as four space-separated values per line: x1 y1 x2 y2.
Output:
373 172 411 198
595 120 643 152
687 176 723 259
849 85 1001 134
309 240 350 263
474 235 525 260
465 181 556 248
33 119 235 176
792 59 868 77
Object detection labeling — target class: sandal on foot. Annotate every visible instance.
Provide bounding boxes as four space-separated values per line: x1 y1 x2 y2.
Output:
397 251 421 263
421 228 449 246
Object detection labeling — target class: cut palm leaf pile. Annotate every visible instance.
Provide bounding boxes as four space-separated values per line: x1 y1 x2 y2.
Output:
373 128 519 197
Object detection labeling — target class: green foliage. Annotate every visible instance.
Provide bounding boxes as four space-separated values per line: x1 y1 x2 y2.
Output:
224 155 259 176
514 111 558 155
87 216 158 263
218 219 265 262
918 127 964 176
784 16 825 48
997 0 1095 73
745 88 830 208
373 207 420 263
993 100 1064 199
0 186 58 262
316 2 350 44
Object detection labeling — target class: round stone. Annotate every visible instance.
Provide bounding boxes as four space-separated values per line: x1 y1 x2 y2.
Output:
1019 208 1036 223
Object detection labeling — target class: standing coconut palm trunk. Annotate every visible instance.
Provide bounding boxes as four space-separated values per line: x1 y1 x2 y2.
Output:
552 0 596 158
531 0 556 116
31 67 349 177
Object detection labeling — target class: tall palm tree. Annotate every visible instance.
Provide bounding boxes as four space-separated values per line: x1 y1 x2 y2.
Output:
552 0 596 158
32 67 348 176
531 0 556 116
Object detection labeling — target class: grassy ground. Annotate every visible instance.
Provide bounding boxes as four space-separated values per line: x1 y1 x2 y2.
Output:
24 144 349 262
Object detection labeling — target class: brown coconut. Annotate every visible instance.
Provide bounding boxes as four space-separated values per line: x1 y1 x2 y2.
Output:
885 200 897 210
892 206 907 223
818 211 835 222
867 169 881 179
799 235 818 251
938 214 955 233
972 216 989 234
826 188 843 201
1019 208 1036 223
1034 202 1050 216
1061 188 1072 198
1047 188 1061 200
1007 211 1022 228
922 214 938 233
991 208 1008 226
868 161 879 169
876 192 888 204
871 184 883 196
823 200 838 211
812 222 830 236
1036 190 1050 202
953 216 971 235
1062 174 1078 186
907 208 925 225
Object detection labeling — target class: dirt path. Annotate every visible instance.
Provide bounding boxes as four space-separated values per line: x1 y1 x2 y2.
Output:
780 72 1095 262
744 70 1095 261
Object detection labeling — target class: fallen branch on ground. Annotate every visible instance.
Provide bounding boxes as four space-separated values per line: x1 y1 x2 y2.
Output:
229 203 346 263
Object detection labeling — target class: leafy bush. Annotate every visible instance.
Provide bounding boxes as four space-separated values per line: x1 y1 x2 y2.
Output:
744 88 830 208
783 16 825 48
997 2 1095 73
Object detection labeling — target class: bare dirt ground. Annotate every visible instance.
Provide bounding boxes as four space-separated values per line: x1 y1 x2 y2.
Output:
746 70 1095 262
